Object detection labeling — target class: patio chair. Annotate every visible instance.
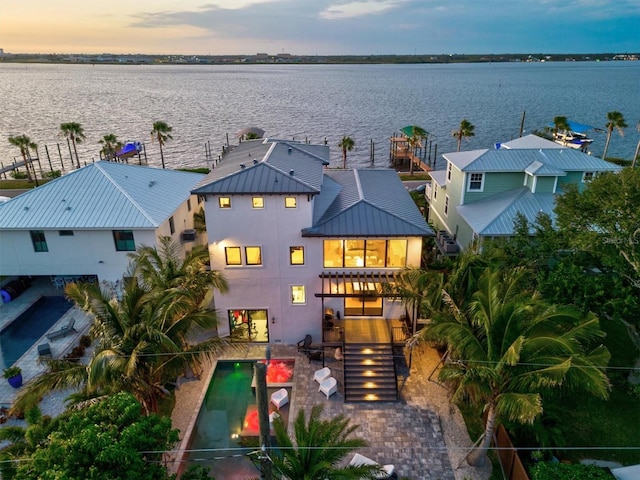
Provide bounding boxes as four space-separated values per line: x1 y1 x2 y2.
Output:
319 377 337 399
37 343 52 358
46 317 77 341
314 366 331 384
349 453 396 479
270 388 289 410
297 335 323 362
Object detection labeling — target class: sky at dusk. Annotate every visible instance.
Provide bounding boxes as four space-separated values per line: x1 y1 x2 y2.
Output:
1 0 639 56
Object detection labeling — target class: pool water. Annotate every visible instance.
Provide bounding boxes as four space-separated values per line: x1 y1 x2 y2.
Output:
0 296 73 368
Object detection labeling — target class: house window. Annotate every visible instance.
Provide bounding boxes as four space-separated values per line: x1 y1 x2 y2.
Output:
447 162 452 181
468 173 484 191
30 230 48 252
187 199 192 212
583 171 595 182
386 239 407 267
219 197 231 208
290 246 305 265
284 197 297 208
323 240 344 268
59 230 74 236
365 239 386 267
245 246 262 265
444 195 450 216
225 247 242 265
291 285 306 304
252 197 264 209
169 216 175 235
344 239 366 267
113 230 135 251
433 184 438 200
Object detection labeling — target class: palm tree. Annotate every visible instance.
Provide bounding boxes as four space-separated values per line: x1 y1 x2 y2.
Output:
552 115 570 142
151 121 173 169
60 122 86 169
602 111 627 160
270 404 382 479
338 136 355 169
13 240 229 415
99 133 123 161
452 119 475 152
421 266 610 467
8 134 36 182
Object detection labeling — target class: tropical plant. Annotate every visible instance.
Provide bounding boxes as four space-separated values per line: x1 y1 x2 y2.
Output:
60 122 86 169
99 133 123 161
338 135 355 169
270 404 382 479
405 126 427 175
420 266 610 467
602 110 627 160
552 116 570 140
12 238 229 415
193 206 207 233
3 366 22 379
4 393 178 480
151 120 173 169
452 119 475 152
8 134 37 182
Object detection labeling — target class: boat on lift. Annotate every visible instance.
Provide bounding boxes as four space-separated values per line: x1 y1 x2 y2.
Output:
116 141 143 159
548 120 597 152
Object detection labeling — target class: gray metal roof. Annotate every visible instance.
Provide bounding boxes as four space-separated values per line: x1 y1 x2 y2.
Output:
524 160 566 176
499 134 561 150
193 139 328 195
0 162 204 230
303 169 433 237
457 187 557 236
444 148 622 174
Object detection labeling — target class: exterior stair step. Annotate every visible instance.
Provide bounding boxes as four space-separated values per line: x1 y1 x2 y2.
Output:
343 343 398 402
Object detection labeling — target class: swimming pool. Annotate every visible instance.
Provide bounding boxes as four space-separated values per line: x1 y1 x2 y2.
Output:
183 360 293 479
0 296 73 368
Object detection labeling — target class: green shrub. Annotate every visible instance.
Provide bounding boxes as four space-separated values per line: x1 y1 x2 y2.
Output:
43 170 61 178
9 170 28 179
530 462 614 480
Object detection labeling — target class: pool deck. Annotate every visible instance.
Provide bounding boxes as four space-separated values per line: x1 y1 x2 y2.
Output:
0 277 92 409
171 344 492 480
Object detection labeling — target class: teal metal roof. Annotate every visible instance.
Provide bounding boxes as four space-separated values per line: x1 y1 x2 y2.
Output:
0 162 204 229
303 169 433 237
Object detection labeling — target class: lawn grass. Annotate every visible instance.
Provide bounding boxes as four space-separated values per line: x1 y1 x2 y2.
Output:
0 179 51 189
398 172 431 181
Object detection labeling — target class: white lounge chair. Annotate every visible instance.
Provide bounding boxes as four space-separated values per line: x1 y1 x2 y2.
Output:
270 388 289 409
319 376 337 398
349 453 395 479
313 366 331 384
46 317 77 341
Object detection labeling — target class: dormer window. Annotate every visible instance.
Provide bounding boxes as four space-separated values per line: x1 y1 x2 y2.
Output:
468 173 484 191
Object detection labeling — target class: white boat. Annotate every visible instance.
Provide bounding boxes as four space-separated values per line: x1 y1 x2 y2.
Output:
549 120 597 152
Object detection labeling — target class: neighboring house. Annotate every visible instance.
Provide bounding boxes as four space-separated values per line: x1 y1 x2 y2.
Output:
426 143 622 251
0 161 205 284
193 139 433 345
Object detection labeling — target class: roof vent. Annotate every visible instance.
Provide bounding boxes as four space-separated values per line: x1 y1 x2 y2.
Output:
288 147 292 154
66 206 71 211
253 159 258 164
240 163 245 169
148 180 156 187
289 170 294 176
24 206 29 211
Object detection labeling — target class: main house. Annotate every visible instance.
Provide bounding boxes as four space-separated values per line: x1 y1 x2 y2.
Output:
426 136 622 252
193 139 433 347
0 161 205 286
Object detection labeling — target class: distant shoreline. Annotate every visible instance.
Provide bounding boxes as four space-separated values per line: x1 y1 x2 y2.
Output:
0 52 638 66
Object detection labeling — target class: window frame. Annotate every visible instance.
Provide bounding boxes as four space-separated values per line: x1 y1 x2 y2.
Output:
30 230 48 252
252 196 265 209
113 230 135 252
467 172 484 192
284 196 297 208
225 246 242 266
169 216 175 235
290 246 305 265
245 246 263 266
291 285 306 304
444 195 450 216
447 162 452 181
433 183 438 200
219 197 231 209
58 230 74 236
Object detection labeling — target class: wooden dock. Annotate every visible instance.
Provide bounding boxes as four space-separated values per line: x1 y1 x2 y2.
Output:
389 136 432 172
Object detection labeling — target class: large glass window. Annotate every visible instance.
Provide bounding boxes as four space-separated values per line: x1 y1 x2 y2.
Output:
386 239 407 267
344 239 365 267
290 246 305 265
30 230 48 252
225 247 242 265
323 240 343 268
291 285 306 304
344 296 383 316
365 239 386 267
229 309 269 343
113 230 135 251
245 246 262 265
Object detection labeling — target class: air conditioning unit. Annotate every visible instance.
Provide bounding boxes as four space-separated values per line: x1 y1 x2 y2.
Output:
181 229 197 242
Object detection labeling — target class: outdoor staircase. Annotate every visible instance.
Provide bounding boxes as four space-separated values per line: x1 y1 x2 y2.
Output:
343 343 398 402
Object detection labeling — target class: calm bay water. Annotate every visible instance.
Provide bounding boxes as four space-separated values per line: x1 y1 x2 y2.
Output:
0 62 638 172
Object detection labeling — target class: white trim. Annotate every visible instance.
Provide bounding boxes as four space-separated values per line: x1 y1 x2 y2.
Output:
466 172 485 192
531 176 538 193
